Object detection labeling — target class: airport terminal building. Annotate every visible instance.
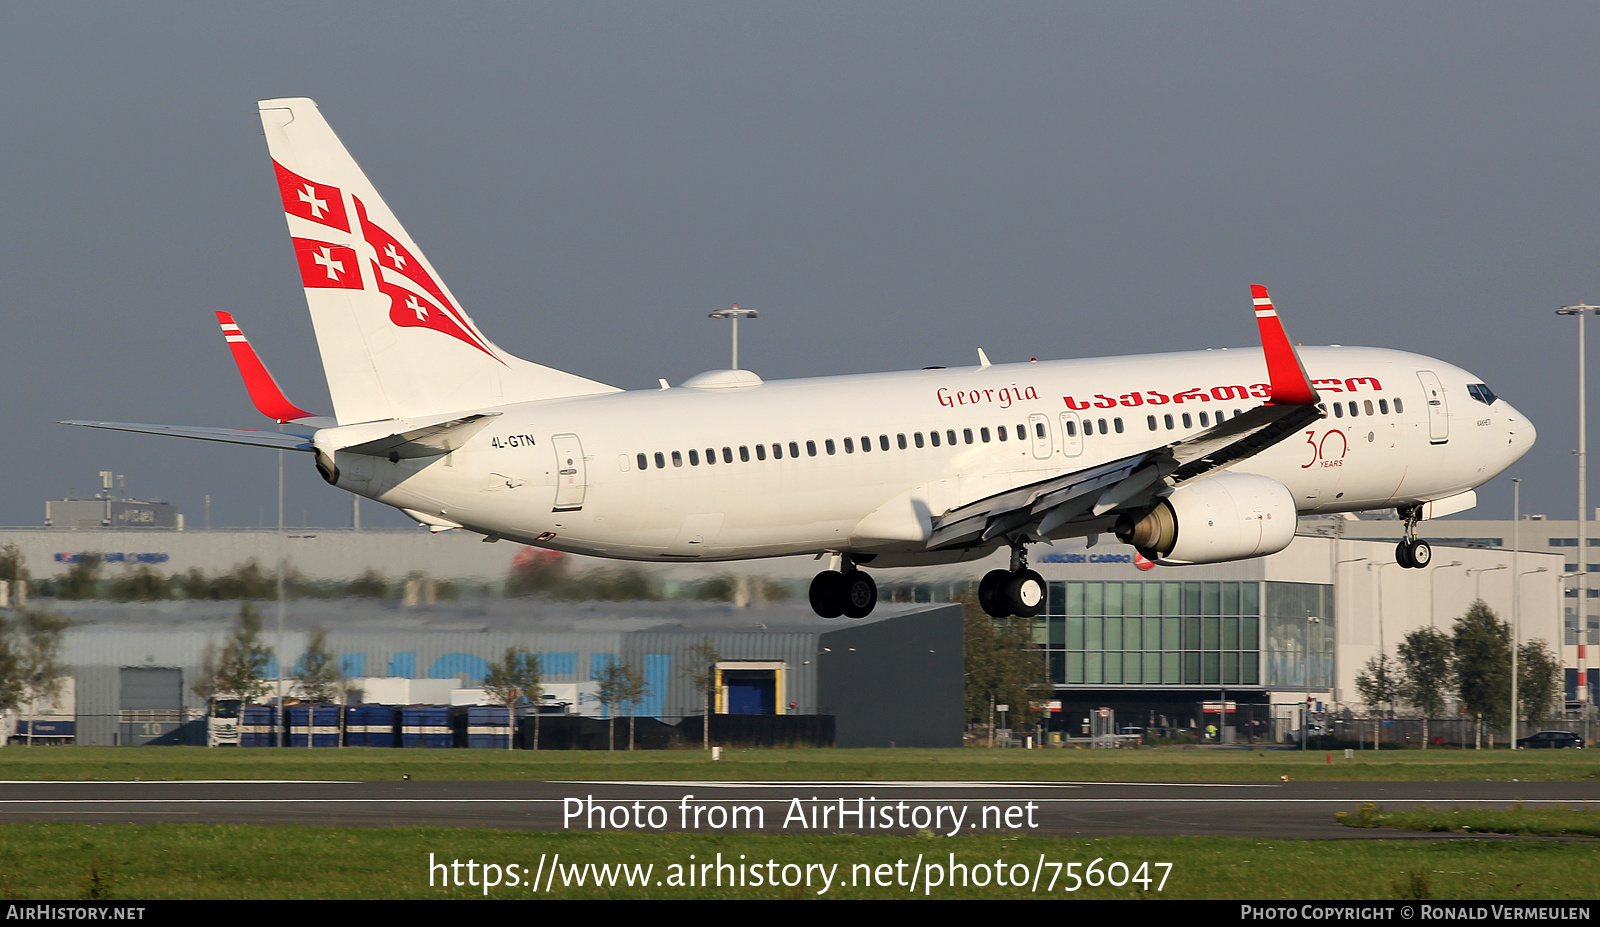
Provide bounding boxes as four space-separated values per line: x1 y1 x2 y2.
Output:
0 513 1572 745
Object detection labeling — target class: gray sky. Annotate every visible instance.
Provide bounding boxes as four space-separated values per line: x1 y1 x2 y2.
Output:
2 3 1596 530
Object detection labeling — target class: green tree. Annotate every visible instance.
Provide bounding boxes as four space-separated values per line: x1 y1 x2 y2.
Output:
108 565 169 602
482 648 543 751
205 604 274 704
0 542 29 588
55 554 102 600
1355 653 1400 714
1452 600 1512 741
1397 626 1453 749
596 659 649 750
292 629 343 703
682 638 722 750
1518 638 1562 729
961 594 1047 733
15 608 69 746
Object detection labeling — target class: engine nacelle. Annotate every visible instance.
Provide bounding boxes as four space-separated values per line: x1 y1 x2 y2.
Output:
1114 472 1297 565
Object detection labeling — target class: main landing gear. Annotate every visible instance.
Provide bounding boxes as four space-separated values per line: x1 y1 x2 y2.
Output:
978 542 1047 619
1394 505 1432 569
810 554 877 619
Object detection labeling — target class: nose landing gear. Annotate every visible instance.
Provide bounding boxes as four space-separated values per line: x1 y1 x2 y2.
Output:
1395 505 1432 568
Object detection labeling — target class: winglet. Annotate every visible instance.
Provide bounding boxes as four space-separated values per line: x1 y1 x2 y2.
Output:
216 312 316 423
1250 285 1318 405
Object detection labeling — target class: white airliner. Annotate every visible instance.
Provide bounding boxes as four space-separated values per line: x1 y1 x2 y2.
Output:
67 98 1536 620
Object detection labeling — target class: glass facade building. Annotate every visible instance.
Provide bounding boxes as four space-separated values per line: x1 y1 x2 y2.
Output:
1036 580 1333 692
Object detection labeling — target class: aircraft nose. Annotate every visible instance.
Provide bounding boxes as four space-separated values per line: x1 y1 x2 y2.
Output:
1503 402 1535 461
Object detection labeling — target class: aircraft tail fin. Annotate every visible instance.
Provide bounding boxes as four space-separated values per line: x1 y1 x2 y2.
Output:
256 98 618 425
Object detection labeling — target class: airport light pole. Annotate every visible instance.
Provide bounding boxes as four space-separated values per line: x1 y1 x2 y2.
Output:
1512 566 1550 748
1557 304 1599 706
709 305 759 370
1469 564 1507 601
1430 560 1465 629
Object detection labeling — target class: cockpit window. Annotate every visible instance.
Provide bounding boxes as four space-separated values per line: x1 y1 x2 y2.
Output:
1467 383 1498 405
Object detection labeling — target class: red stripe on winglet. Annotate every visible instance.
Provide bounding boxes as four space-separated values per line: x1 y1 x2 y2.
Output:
1250 285 1318 405
215 312 315 423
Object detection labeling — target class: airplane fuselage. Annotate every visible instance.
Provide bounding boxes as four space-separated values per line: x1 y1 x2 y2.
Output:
332 344 1532 566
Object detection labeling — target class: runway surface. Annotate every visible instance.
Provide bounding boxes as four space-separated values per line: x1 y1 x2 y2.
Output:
0 779 1595 838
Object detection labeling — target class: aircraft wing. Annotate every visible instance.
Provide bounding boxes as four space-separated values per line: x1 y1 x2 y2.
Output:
926 285 1322 550
59 421 315 451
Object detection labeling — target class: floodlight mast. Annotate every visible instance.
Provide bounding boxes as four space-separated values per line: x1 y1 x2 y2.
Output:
709 304 760 370
1556 304 1600 706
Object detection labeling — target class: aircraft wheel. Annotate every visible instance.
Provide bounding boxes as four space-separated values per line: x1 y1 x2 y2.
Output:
978 570 1011 618
1004 569 1048 618
1395 540 1414 569
809 570 846 619
1406 538 1431 569
842 571 877 619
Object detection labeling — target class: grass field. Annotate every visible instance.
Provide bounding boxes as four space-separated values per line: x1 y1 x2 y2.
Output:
0 744 1597 782
0 824 1595 900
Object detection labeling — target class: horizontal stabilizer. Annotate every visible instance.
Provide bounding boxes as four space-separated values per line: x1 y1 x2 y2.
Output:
332 412 501 460
60 421 314 451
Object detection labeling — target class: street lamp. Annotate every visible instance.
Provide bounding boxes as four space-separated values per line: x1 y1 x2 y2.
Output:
708 304 760 370
1302 615 1322 751
1556 303 1599 705
1430 561 1465 629
1469 564 1508 601
1511 566 1550 748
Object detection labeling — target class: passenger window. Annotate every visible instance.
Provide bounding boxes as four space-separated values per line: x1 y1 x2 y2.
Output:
861 436 872 452
1164 414 1174 429
1113 418 1123 434
706 448 716 465
1379 399 1389 415
898 433 908 449
740 446 750 462
689 449 700 466
1395 398 1404 413
980 427 990 443
1333 404 1344 418
637 453 648 470
772 443 782 460
1200 412 1209 427
947 429 957 445
915 432 925 448
996 426 1007 442
790 441 800 458
1182 413 1192 428
1099 418 1109 433
826 439 836 455
844 437 855 453
880 435 891 450
1348 401 1358 417
1083 420 1094 436
1034 422 1045 438
929 431 940 447
1147 415 1157 431
1067 420 1078 437
723 447 734 463
807 440 817 457
963 428 973 444
756 445 767 460
1364 400 1374 416
672 451 683 467
654 452 666 469
1015 425 1025 440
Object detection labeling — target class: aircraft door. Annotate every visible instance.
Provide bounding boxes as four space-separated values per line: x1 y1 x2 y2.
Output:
1059 413 1084 458
1028 413 1053 459
551 433 587 511
1416 371 1449 444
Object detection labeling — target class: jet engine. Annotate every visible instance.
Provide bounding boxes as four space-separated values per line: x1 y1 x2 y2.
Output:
1114 472 1297 565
